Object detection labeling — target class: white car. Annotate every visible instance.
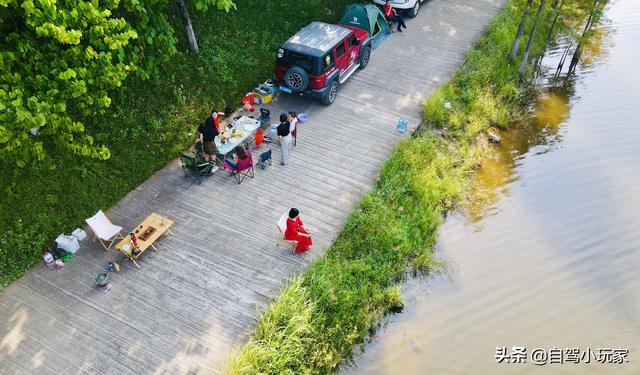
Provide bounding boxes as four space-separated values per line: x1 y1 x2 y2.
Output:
372 0 426 18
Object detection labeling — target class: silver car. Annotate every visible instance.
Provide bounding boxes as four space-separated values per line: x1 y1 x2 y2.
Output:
372 0 426 18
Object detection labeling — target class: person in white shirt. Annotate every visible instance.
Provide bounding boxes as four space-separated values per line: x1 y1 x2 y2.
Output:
288 111 298 147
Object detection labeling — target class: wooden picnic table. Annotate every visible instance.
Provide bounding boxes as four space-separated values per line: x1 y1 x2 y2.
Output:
115 213 174 269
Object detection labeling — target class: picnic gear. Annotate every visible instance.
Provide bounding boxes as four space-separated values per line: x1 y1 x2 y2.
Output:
276 212 297 253
43 250 54 265
47 246 67 259
257 149 273 169
96 273 109 286
85 210 125 251
54 259 65 268
242 92 255 112
72 228 87 241
104 282 113 294
340 4 391 44
215 116 261 156
223 152 255 184
258 108 271 127
108 262 115 272
297 113 309 123
253 86 273 104
114 262 120 272
179 153 214 185
60 253 74 263
396 117 408 133
56 233 80 254
255 129 265 146
115 213 174 269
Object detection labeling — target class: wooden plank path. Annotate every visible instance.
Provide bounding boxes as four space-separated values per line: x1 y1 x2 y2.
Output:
0 0 506 373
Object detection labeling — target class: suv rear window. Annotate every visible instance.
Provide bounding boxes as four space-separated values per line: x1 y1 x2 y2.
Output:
278 51 316 74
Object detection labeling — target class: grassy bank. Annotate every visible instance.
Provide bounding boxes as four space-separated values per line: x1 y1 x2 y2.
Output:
226 0 586 373
0 0 352 288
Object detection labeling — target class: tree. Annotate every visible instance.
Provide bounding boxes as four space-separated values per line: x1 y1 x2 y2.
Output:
178 0 236 53
509 0 534 62
0 0 140 165
518 0 547 77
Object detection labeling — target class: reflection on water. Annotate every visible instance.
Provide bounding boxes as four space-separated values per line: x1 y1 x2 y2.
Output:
466 93 570 225
343 0 640 374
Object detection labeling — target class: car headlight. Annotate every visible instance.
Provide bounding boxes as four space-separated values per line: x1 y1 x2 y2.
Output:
277 48 284 59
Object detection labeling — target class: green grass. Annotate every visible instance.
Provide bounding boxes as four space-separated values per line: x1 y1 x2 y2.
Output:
226 0 594 373
0 0 354 288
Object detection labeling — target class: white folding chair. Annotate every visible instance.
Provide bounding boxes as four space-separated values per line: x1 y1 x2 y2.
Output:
276 212 297 253
85 210 124 251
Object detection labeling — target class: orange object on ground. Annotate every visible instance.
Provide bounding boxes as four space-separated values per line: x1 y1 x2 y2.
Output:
255 129 264 146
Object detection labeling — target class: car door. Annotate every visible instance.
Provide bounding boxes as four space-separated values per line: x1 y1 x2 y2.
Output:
345 34 359 69
333 40 349 77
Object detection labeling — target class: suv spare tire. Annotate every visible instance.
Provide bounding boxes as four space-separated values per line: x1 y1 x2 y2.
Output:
285 66 309 93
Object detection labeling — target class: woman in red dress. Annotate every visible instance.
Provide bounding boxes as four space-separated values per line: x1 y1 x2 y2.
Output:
284 208 313 253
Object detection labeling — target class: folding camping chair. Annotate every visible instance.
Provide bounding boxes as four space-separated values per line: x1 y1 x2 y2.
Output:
276 212 297 253
257 149 272 169
85 210 124 251
223 153 254 184
179 152 214 184
258 108 271 128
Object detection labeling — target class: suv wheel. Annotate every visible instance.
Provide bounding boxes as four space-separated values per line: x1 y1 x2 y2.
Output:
285 66 309 92
322 80 338 106
408 1 420 18
359 46 371 70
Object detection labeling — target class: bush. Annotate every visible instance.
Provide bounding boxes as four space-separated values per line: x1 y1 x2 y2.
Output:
0 219 47 289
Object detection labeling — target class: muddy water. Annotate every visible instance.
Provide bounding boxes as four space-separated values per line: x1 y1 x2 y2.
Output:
343 1 640 374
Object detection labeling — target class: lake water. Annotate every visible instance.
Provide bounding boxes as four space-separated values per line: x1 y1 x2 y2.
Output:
343 0 640 373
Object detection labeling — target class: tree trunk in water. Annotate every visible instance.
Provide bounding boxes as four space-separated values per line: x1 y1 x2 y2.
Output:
518 0 547 78
509 0 534 62
568 0 600 73
177 0 199 53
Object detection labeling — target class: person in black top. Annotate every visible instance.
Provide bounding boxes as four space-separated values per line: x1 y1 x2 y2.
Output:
196 110 221 162
277 113 292 165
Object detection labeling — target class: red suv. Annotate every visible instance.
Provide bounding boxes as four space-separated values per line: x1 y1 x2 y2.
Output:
275 22 372 105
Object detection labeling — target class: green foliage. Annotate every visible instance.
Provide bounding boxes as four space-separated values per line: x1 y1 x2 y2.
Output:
0 0 234 165
193 0 236 12
0 0 140 164
0 218 47 288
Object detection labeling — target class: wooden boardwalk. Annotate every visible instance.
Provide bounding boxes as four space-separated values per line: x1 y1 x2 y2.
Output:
0 0 506 373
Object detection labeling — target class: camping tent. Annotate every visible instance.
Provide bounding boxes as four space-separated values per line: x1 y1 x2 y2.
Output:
338 3 390 49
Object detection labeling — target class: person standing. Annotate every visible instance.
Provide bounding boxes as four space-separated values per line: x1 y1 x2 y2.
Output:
196 114 220 164
288 111 298 147
277 113 292 165
384 1 407 32
284 208 313 253
205 108 225 132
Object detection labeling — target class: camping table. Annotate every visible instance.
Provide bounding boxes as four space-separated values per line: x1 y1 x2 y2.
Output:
214 116 261 162
115 213 174 269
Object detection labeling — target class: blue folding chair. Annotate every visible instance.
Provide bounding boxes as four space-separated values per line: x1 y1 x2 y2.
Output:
257 149 272 169
258 108 271 128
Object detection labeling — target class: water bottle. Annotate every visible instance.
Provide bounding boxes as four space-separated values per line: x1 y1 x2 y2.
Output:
397 117 408 133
